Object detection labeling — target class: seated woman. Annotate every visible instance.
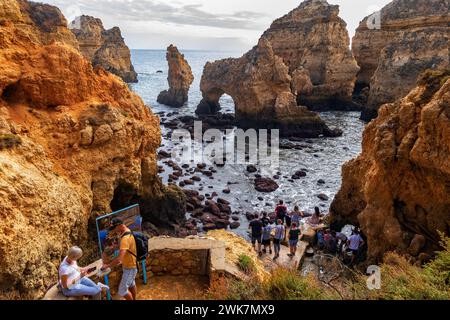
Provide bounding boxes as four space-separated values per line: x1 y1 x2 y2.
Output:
306 207 322 226
59 246 109 299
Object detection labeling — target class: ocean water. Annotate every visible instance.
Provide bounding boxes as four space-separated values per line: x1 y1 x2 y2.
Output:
130 49 365 237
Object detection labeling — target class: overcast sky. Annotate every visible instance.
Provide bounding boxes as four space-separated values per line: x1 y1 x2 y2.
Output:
43 0 392 52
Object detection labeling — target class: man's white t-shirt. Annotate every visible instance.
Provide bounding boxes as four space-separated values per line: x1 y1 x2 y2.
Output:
59 257 81 287
348 234 363 250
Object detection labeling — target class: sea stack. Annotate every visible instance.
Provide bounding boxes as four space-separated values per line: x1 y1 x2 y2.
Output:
352 0 450 121
0 0 185 299
196 38 342 138
331 70 450 263
157 45 194 107
261 0 360 110
70 15 138 83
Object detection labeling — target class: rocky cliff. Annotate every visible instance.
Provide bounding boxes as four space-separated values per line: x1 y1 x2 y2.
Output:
196 39 341 138
157 45 194 107
0 0 184 299
70 15 138 83
331 70 450 263
352 0 449 120
261 0 360 110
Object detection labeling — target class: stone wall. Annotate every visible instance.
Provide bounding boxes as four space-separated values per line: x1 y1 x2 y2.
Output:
147 249 209 276
146 237 226 285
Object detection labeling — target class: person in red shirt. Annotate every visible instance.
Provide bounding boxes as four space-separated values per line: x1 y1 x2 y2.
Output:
275 200 288 225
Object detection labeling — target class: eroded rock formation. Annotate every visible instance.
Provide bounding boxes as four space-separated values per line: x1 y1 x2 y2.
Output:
196 39 341 138
70 15 138 83
353 0 450 120
331 70 450 263
261 0 360 109
157 45 194 107
0 0 184 299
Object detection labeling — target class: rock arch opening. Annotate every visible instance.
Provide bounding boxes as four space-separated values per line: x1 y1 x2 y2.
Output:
218 93 236 115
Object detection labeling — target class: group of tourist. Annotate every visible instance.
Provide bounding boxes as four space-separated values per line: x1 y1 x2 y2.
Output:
248 200 323 260
317 228 364 263
57 218 138 300
248 200 365 265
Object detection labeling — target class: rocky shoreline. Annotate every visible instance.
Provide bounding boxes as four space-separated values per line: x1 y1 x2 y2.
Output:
0 0 449 300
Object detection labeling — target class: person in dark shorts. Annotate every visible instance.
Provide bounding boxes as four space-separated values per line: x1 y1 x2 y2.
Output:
288 222 301 257
261 222 272 254
249 214 263 255
273 219 285 260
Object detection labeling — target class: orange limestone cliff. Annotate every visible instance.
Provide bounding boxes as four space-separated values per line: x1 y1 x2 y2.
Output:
157 45 194 107
195 38 342 138
261 0 360 110
352 0 449 120
331 70 450 263
70 15 138 83
0 0 185 299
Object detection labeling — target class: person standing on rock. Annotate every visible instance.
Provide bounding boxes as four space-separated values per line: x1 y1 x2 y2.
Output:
347 230 364 266
335 231 348 257
288 223 302 258
101 218 138 300
261 212 270 226
273 219 285 260
249 214 263 255
261 222 273 255
290 206 303 227
275 200 288 225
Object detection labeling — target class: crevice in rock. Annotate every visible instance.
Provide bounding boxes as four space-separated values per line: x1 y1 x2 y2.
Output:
1 82 23 104
110 182 140 212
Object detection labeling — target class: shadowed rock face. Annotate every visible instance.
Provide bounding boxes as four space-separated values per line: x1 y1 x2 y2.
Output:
353 0 449 121
331 70 450 263
0 0 184 299
70 15 138 83
261 0 360 110
157 45 194 107
196 39 342 138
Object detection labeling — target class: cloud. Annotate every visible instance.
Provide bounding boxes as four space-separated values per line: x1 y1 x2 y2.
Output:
46 0 268 30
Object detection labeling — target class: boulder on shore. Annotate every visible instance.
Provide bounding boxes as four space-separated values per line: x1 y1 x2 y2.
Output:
254 177 279 193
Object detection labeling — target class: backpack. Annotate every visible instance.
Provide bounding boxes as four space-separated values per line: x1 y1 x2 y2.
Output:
277 205 287 219
122 231 149 262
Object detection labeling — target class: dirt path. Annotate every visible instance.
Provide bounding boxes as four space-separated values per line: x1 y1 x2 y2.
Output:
110 275 209 300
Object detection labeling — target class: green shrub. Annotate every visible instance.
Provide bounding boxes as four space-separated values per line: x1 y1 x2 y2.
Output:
423 233 450 291
0 134 22 150
237 254 255 275
350 234 450 300
208 268 338 300
265 269 338 300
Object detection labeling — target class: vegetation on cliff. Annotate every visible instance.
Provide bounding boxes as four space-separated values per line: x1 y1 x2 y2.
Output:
209 235 450 300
